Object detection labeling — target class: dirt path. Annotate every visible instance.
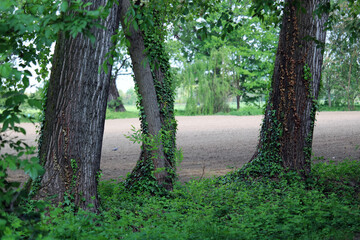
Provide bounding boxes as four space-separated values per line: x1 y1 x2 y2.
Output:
5 112 360 182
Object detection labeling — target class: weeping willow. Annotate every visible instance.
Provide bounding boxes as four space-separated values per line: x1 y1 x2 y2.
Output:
182 48 232 115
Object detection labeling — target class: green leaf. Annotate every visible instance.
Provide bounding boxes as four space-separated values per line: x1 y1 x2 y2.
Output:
103 62 108 74
2 119 10 131
28 98 42 110
22 76 30 88
88 10 100 17
133 21 139 31
0 63 12 78
23 157 43 180
7 158 17 170
61 1 69 12
89 34 96 44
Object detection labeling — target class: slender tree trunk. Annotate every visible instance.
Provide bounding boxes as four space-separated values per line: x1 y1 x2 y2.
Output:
108 76 126 112
36 1 120 211
235 78 241 110
347 57 352 110
247 0 329 178
346 48 357 110
119 0 176 191
326 76 332 107
236 95 241 110
327 87 332 107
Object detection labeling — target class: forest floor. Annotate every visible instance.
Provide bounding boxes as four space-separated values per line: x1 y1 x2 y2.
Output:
6 111 360 182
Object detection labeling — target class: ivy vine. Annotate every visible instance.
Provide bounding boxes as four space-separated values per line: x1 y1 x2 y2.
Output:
124 2 178 193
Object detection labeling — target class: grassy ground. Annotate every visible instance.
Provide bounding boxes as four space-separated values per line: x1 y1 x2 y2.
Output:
3 159 360 239
4 103 359 123
319 105 360 111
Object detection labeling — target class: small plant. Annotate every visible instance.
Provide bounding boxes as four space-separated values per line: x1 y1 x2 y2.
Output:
124 126 182 194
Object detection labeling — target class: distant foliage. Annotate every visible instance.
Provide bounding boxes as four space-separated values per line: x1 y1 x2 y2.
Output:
120 88 137 105
321 0 360 109
168 0 278 114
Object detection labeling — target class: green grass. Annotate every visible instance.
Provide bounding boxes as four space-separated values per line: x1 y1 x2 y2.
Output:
4 103 360 124
4 159 360 239
319 104 360 112
105 109 139 119
217 106 264 116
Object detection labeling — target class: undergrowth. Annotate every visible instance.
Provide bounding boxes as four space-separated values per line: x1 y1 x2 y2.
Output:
2 159 360 239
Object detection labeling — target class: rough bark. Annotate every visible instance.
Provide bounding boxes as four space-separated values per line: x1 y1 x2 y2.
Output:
248 0 329 178
119 0 176 191
107 76 126 112
36 1 120 211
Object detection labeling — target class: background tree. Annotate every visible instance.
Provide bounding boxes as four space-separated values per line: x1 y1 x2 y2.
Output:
245 0 329 178
107 55 130 112
321 0 359 109
108 75 126 112
169 0 278 114
36 0 120 211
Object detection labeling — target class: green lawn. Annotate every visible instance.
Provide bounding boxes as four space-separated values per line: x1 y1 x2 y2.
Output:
5 103 360 123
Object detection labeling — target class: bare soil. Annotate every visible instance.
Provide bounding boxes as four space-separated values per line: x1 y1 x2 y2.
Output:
5 112 360 182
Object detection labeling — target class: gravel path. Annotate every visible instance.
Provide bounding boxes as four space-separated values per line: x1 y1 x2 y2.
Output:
5 112 360 182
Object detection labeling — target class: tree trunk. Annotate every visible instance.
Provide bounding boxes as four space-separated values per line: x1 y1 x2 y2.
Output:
347 57 352 110
327 83 332 107
119 0 176 191
236 78 241 110
107 76 126 112
247 0 329 178
36 1 120 211
236 95 240 110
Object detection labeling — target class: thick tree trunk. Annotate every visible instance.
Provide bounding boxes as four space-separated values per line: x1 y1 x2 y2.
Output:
107 77 126 112
248 0 329 178
36 1 120 211
119 0 176 191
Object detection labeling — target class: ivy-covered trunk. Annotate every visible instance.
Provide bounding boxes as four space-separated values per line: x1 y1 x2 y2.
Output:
246 0 329 178
35 0 120 211
119 0 177 191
